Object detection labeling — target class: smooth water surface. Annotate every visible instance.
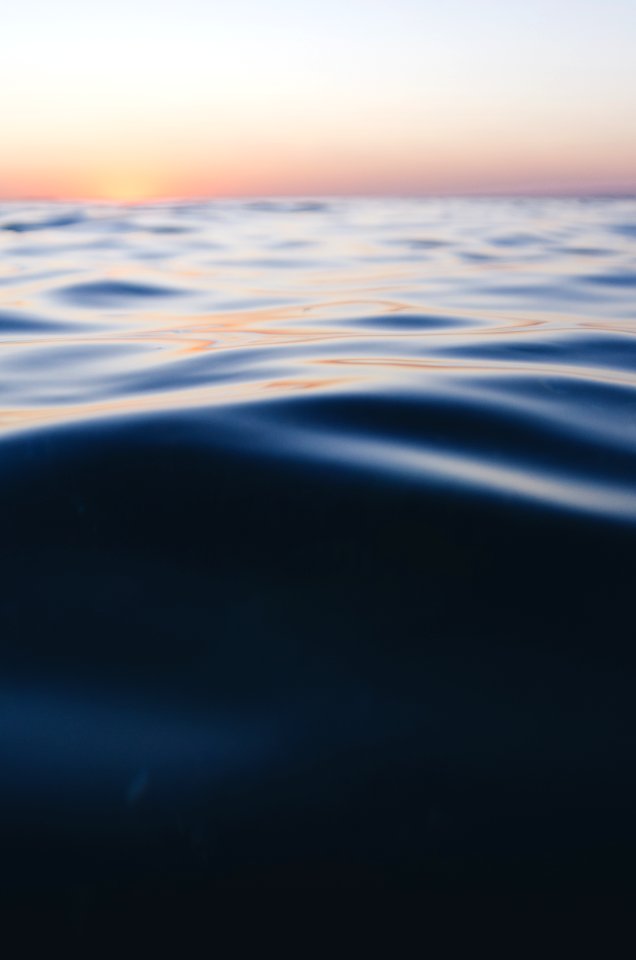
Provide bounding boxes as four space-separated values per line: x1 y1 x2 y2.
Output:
1 198 635 923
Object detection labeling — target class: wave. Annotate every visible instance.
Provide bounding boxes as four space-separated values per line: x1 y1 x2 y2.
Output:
1 197 635 521
1 197 636 913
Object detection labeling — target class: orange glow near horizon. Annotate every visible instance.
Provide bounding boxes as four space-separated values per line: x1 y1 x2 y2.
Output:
4 140 635 204
3 122 636 203
92 174 164 204
2 0 636 202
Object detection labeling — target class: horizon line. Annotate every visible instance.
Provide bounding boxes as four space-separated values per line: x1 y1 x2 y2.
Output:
2 188 636 206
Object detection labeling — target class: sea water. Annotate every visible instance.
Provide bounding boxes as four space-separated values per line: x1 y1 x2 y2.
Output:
1 197 635 917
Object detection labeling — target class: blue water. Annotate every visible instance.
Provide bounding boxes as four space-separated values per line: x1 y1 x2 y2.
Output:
1 198 635 922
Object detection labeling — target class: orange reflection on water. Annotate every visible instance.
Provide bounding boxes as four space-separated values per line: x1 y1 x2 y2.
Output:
0 364 355 440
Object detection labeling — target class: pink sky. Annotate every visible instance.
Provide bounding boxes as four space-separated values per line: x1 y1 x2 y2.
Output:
2 0 635 200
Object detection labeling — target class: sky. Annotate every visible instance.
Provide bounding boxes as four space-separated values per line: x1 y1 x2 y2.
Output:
1 0 635 200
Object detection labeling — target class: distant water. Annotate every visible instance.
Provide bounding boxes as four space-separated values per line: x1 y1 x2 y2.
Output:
1 198 635 927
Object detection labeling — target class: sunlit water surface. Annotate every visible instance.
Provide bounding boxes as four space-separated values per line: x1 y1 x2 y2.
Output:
1 198 635 920
2 197 636 517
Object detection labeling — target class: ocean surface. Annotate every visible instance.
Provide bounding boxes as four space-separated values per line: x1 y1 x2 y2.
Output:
1 197 635 926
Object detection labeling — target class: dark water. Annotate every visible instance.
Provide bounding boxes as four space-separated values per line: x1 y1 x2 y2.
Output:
1 198 635 929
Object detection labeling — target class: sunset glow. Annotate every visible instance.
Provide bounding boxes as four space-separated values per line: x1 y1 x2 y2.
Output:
2 0 636 200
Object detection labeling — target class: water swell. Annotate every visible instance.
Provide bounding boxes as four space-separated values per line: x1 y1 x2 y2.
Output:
1 197 636 908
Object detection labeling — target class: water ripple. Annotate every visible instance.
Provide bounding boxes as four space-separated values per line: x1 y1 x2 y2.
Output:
1 197 636 522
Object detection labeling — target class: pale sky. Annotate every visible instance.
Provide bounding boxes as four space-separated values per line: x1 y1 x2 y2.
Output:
1 0 635 199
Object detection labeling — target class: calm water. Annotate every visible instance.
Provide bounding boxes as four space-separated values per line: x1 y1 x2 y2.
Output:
1 198 635 922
